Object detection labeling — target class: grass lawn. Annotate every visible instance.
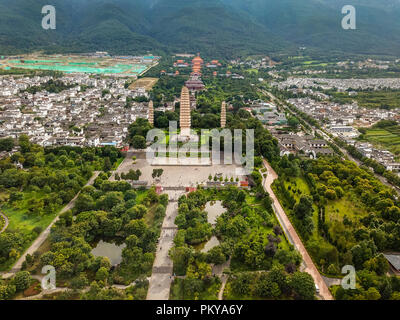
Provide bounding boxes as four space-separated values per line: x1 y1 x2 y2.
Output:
135 189 148 205
324 194 368 222
0 203 61 271
112 157 124 170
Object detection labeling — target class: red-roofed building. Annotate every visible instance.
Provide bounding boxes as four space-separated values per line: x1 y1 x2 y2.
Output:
156 185 163 194
240 181 249 187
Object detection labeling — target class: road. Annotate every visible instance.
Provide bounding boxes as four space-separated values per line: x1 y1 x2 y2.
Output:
262 159 333 300
1 171 100 278
146 190 184 300
0 211 9 233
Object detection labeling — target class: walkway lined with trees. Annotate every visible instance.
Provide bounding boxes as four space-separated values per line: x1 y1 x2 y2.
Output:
0 211 9 234
147 190 184 300
262 159 333 300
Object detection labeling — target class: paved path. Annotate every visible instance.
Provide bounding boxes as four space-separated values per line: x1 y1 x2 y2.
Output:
218 274 228 300
1 171 100 278
146 190 185 300
0 211 9 233
262 160 333 300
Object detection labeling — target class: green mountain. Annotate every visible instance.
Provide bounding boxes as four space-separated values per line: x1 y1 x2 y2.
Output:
1 0 400 57
223 0 400 55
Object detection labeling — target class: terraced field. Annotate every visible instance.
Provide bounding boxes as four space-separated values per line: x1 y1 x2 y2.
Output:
360 125 400 158
331 90 400 109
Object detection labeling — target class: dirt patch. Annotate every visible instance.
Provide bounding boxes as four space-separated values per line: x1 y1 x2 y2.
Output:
23 281 41 297
129 77 158 91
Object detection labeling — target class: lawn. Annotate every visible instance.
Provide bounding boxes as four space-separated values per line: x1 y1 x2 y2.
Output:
324 194 368 222
0 182 89 271
112 157 124 170
135 189 149 205
0 201 61 271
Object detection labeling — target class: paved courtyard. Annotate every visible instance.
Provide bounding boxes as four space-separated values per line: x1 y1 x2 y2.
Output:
113 150 244 187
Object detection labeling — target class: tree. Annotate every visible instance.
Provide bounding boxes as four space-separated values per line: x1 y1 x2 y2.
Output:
75 193 94 213
124 189 137 202
0 138 14 152
293 195 313 220
170 246 193 276
351 240 377 270
128 118 152 140
71 273 89 289
103 157 112 172
289 272 316 300
264 242 277 257
152 169 164 179
254 273 282 299
231 272 253 296
132 135 146 149
96 267 109 283
288 116 300 129
159 194 169 207
127 205 147 219
364 287 381 300
364 253 389 275
206 246 227 265
13 271 31 291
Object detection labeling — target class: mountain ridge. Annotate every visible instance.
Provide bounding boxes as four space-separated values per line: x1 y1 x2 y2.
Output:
1 0 400 58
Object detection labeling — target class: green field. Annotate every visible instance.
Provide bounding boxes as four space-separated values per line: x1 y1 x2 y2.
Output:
359 125 400 158
330 90 400 109
0 190 64 270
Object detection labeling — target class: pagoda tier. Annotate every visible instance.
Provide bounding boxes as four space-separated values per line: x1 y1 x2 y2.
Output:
148 100 154 125
221 101 226 128
179 86 191 134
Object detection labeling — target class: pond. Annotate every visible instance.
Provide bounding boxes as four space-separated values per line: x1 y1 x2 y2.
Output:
205 200 226 225
91 240 126 266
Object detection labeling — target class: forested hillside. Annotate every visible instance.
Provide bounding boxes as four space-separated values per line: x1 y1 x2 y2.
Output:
2 0 400 57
